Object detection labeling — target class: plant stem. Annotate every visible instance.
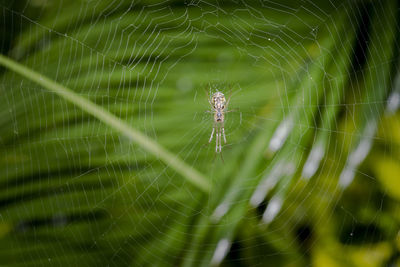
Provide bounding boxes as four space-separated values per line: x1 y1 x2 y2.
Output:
0 53 211 193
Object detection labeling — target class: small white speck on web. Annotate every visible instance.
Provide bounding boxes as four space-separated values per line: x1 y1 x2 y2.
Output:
302 144 325 179
262 196 282 224
268 116 293 153
210 238 231 266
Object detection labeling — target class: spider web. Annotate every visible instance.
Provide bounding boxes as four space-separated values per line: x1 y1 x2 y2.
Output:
1 0 399 266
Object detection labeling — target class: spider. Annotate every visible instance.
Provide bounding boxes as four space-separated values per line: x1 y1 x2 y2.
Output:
207 90 232 153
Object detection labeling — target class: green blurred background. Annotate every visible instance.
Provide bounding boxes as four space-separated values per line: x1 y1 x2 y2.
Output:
1 0 400 266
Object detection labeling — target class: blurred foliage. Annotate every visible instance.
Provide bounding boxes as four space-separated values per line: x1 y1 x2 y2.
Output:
1 0 400 266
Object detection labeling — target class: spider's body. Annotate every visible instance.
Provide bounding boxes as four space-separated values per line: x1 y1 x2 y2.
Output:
212 92 226 123
207 91 231 153
215 111 224 122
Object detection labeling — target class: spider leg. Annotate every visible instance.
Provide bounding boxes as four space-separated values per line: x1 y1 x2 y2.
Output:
219 151 225 163
209 127 215 143
218 128 222 153
222 126 226 144
215 129 219 153
203 86 213 106
226 108 238 113
225 88 233 109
